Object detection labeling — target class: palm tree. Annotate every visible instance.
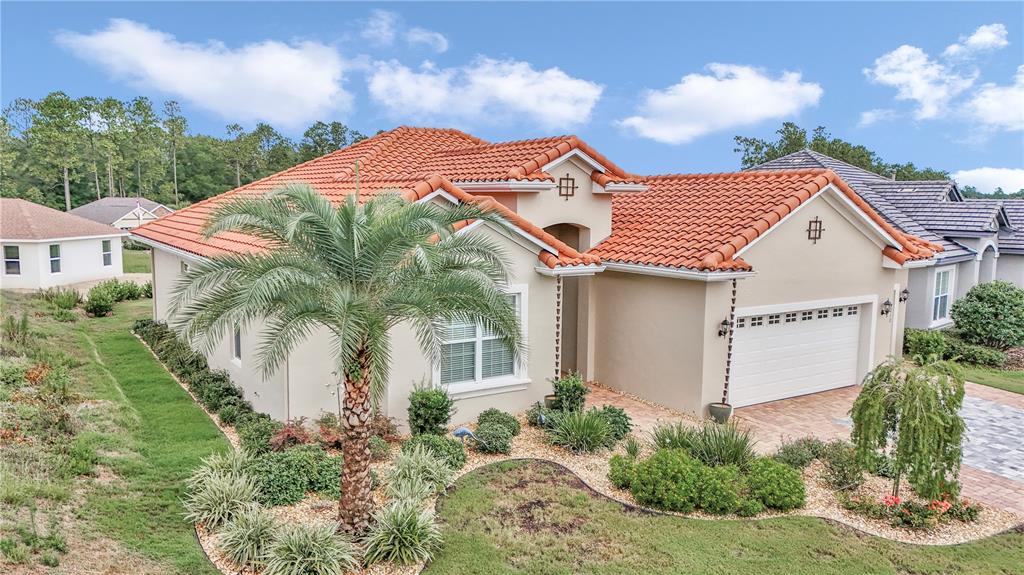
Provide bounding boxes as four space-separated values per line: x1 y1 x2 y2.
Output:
169 183 523 532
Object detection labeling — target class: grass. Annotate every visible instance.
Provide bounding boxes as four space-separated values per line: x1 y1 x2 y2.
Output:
123 249 152 273
0 292 227 573
963 366 1024 395
426 460 1024 575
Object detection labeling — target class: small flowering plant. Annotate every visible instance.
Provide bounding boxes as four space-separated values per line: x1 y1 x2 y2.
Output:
882 494 901 508
841 492 982 531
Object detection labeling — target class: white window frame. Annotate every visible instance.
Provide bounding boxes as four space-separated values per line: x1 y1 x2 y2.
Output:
48 244 61 274
931 266 956 326
232 326 242 364
434 284 529 397
101 239 112 267
3 245 20 275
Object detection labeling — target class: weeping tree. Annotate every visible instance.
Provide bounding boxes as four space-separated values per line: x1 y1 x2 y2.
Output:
170 183 523 532
850 357 965 499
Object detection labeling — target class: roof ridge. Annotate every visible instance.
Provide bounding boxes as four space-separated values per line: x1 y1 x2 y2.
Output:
640 168 829 181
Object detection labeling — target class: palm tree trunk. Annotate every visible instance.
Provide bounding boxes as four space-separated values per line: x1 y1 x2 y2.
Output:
338 351 374 534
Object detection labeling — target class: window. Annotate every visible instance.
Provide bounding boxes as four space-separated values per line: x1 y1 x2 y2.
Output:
768 314 781 325
784 312 797 323
735 317 746 329
933 267 954 322
439 291 523 385
232 327 242 361
3 245 19 275
817 309 829 319
101 240 112 266
847 306 859 316
750 316 764 327
832 307 844 317
48 244 61 274
801 311 813 321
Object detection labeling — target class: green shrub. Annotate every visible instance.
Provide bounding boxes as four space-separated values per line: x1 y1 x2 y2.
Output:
696 465 744 515
650 421 697 451
363 499 442 566
385 475 433 505
407 384 455 435
867 451 896 479
821 440 864 491
0 359 27 388
472 421 514 454
947 498 982 522
686 422 756 469
40 286 81 310
218 404 242 425
596 405 632 442
945 336 1006 367
51 308 77 322
549 409 610 453
608 454 635 489
219 504 278 571
263 522 359 575
189 450 250 488
246 445 339 506
370 436 390 461
624 435 642 459
735 497 765 517
551 371 589 411
402 434 466 469
904 328 948 362
951 280 1024 349
387 445 454 494
477 408 520 436
746 458 805 511
525 402 558 429
183 471 259 529
890 500 937 530
93 279 143 302
238 417 283 455
773 437 826 469
269 419 314 451
83 288 114 317
141 280 153 299
629 449 703 513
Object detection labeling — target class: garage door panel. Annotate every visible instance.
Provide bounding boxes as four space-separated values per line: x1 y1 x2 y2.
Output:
730 308 861 407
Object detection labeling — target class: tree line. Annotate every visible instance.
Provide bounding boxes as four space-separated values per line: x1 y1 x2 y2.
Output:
1 91 367 211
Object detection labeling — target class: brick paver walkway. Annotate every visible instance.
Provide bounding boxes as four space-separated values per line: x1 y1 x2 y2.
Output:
590 381 1024 515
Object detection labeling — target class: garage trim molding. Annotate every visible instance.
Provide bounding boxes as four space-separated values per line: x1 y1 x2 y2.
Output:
735 293 879 374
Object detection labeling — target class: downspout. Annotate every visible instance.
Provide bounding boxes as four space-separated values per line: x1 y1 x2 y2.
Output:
722 278 738 404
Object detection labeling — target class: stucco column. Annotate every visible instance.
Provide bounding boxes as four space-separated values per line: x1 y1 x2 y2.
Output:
576 275 597 380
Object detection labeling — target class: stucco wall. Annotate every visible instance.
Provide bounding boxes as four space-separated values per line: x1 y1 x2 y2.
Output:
591 270 710 415
734 194 908 384
0 236 123 290
996 253 1024 287
150 222 559 429
515 157 613 247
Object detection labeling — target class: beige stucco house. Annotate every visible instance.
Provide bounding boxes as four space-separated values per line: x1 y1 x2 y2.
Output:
132 128 938 428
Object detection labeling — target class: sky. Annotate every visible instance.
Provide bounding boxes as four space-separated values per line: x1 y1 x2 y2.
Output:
2 1 1023 191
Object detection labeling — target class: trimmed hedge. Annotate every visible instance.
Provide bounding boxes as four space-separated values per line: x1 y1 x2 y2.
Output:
477 408 520 437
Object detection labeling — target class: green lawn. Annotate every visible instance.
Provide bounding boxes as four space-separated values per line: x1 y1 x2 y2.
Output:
427 460 1024 575
123 249 153 273
0 293 227 573
963 366 1024 395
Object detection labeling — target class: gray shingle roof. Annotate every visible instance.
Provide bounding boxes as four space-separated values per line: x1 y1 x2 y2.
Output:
1 198 126 240
68 197 170 225
969 198 1024 253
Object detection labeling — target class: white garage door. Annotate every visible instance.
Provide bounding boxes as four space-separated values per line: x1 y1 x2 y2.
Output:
730 305 862 407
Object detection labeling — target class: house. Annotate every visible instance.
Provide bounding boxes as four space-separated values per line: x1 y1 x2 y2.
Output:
132 127 936 427
755 151 1023 330
1 198 127 290
69 197 174 230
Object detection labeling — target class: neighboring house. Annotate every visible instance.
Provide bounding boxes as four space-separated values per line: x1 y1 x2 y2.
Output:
69 197 173 230
132 127 936 428
756 150 1022 330
1 198 127 290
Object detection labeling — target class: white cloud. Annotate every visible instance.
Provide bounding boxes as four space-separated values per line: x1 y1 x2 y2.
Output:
405 27 448 53
966 65 1024 132
943 23 1009 58
618 64 822 144
362 10 398 46
863 45 975 120
858 108 898 127
952 167 1024 193
56 19 349 128
367 57 602 130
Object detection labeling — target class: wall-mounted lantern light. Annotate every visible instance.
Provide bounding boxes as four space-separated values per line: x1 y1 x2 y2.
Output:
880 299 893 317
899 288 910 303
718 318 732 337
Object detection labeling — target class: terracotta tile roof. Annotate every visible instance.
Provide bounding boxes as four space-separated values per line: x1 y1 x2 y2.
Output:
589 169 939 271
1 198 126 241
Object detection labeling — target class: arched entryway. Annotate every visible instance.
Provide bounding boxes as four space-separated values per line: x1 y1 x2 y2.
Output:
979 245 998 283
543 223 592 378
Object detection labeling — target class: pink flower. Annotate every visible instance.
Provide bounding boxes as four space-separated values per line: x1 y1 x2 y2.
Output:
929 500 951 513
882 495 901 508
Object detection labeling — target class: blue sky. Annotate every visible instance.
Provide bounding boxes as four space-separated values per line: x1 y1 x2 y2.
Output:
3 1 1023 191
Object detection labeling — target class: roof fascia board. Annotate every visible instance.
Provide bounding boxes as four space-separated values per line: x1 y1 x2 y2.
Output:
130 234 208 262
542 148 605 174
884 256 936 269
2 232 129 243
594 183 648 194
534 264 606 277
454 180 554 193
603 261 756 282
